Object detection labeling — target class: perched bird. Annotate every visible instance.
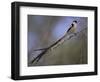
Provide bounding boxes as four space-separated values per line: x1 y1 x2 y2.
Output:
66 20 77 35
30 20 78 64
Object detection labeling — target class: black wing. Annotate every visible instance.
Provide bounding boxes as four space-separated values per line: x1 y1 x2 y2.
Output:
67 24 73 33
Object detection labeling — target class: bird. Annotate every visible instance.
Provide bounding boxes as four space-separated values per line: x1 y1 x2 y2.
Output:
56 20 78 45
30 20 78 64
66 20 77 35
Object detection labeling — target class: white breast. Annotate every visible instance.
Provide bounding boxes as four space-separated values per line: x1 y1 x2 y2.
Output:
73 22 77 28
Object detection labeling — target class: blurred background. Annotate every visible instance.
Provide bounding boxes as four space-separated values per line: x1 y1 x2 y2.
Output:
28 15 88 66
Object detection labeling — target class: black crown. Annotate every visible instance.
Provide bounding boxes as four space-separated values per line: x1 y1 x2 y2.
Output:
73 20 77 23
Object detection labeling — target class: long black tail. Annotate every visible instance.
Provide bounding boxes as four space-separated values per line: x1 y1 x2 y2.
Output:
30 49 48 64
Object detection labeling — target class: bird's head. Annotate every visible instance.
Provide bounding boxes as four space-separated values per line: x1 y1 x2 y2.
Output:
73 20 77 23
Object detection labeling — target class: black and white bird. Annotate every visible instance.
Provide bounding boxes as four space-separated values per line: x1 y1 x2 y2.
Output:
66 20 77 35
56 20 78 45
31 20 78 63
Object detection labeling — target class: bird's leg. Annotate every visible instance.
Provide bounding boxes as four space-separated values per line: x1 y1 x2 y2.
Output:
67 35 72 40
